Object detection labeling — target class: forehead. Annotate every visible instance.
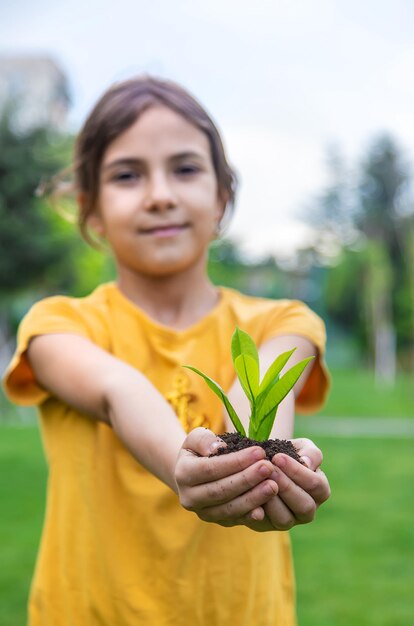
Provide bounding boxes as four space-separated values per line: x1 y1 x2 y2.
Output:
102 105 211 164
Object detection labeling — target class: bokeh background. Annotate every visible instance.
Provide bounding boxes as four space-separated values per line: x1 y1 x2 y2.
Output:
1 2 413 625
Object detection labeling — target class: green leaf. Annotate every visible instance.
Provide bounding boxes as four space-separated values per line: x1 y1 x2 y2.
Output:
247 404 275 440
231 327 259 367
257 357 315 426
258 348 296 394
254 406 278 441
183 365 246 437
234 354 259 402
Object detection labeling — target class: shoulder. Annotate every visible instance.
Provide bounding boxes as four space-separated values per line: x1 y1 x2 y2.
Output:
221 288 325 347
3 284 115 406
18 283 115 344
27 282 113 313
220 288 330 413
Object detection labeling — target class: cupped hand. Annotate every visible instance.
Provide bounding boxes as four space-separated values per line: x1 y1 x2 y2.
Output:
175 430 330 533
255 437 331 531
175 427 280 528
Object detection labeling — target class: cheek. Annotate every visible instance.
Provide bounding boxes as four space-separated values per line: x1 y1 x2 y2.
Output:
98 189 137 224
188 182 222 219
193 215 219 247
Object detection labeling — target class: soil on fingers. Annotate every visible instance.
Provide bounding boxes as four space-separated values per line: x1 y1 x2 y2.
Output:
212 432 303 463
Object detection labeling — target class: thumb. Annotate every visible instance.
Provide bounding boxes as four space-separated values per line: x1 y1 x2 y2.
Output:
291 437 323 472
182 427 227 457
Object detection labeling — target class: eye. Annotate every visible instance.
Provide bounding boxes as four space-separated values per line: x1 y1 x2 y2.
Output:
175 164 201 177
113 170 141 183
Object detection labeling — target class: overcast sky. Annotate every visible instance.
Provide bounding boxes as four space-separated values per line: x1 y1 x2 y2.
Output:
2 0 414 257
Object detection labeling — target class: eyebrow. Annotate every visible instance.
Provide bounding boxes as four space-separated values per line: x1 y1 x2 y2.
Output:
103 151 207 171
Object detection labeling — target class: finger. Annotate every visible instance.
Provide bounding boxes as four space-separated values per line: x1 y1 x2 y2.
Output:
181 459 276 508
228 499 296 532
248 506 266 522
220 512 275 532
196 479 278 523
181 427 227 457
262 496 297 530
177 445 266 487
273 454 331 505
269 465 317 524
290 437 323 471
217 508 265 527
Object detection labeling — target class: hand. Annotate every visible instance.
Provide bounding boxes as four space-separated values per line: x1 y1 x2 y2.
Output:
175 427 280 529
250 437 331 532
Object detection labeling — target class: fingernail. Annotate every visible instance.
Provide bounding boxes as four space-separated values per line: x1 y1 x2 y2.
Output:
209 440 226 455
250 508 264 521
259 464 272 477
301 456 311 468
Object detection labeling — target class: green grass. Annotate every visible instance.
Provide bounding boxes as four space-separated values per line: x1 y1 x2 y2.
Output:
292 435 414 626
1 425 413 625
314 368 414 418
0 426 46 626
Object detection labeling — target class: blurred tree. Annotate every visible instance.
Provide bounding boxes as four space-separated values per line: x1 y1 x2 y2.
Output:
208 238 288 299
308 135 414 379
361 240 395 383
356 136 410 383
307 145 357 255
0 108 76 292
0 106 76 370
404 224 414 370
0 111 116 386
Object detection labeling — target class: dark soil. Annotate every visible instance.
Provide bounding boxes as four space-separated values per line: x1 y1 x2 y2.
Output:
212 432 303 463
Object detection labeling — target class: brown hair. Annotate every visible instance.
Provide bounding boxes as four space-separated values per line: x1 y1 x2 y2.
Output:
72 75 237 243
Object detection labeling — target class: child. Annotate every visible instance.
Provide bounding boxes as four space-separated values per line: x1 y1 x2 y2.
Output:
3 76 330 626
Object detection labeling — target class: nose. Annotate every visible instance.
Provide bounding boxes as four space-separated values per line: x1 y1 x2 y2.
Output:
144 172 176 212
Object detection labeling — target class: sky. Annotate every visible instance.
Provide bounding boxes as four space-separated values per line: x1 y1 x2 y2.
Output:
2 0 414 258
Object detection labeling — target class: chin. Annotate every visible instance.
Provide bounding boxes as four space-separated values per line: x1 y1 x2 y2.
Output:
140 256 202 278
140 248 206 275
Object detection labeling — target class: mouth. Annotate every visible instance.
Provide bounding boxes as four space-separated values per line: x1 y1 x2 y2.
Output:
139 223 190 238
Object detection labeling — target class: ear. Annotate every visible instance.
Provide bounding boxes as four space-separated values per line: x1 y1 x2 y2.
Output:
77 193 106 238
86 212 106 238
215 190 229 226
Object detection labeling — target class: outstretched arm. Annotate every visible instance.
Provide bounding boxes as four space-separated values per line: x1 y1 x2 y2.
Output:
27 333 279 519
27 333 186 490
28 332 329 531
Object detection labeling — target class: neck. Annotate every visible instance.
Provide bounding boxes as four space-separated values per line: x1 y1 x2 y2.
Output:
115 258 219 330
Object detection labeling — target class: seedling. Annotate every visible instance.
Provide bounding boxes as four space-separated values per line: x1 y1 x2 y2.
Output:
184 327 314 441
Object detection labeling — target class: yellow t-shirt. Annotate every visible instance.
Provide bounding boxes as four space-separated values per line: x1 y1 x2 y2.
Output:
3 283 329 626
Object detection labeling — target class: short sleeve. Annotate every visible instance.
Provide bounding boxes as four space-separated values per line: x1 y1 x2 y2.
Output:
3 297 91 406
261 300 330 414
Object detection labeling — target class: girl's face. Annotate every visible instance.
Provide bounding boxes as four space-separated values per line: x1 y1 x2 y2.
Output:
91 105 225 279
